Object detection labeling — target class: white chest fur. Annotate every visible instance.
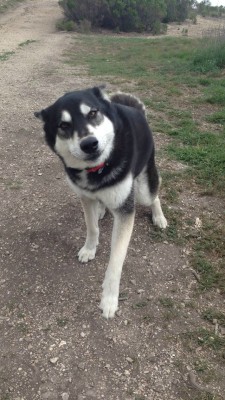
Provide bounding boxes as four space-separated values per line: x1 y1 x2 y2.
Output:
67 172 133 210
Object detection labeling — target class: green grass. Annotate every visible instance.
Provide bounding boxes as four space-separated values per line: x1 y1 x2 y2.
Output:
18 39 37 47
202 309 225 327
0 51 15 61
207 110 225 125
192 36 225 73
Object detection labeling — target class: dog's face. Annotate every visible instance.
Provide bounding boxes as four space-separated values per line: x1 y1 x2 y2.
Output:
35 87 115 169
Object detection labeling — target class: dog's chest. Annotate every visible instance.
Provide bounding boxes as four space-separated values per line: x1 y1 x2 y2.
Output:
66 170 133 210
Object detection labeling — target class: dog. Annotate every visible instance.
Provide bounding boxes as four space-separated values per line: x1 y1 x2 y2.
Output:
35 86 167 319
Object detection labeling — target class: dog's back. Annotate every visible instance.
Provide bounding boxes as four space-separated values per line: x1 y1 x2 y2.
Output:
110 92 146 116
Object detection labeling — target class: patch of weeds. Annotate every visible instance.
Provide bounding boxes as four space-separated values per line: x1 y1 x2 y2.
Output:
207 111 225 125
4 179 22 190
159 297 178 321
194 219 225 259
159 297 174 308
150 207 184 245
132 301 147 309
191 30 225 73
143 314 154 323
202 309 225 328
0 51 15 61
198 78 211 86
192 393 220 400
167 129 225 194
193 358 209 373
185 301 196 309
191 255 222 292
204 85 225 106
56 317 69 327
18 39 36 47
1 394 11 400
160 171 184 206
183 328 225 354
17 311 25 319
17 322 29 334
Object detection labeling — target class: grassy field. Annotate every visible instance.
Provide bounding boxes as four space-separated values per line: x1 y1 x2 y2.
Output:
65 34 225 296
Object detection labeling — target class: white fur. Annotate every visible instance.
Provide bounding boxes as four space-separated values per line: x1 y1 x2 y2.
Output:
100 211 135 318
80 103 91 116
135 168 155 206
67 172 133 211
151 196 167 229
61 110 72 122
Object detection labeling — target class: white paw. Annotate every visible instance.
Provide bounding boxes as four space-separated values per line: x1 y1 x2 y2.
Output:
152 214 168 229
78 246 96 263
99 295 118 319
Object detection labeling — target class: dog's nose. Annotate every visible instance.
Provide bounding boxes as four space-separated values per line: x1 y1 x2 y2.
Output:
80 136 98 154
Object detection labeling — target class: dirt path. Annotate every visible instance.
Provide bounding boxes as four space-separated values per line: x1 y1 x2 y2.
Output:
0 2 224 400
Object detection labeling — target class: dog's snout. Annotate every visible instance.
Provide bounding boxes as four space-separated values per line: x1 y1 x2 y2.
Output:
80 136 98 154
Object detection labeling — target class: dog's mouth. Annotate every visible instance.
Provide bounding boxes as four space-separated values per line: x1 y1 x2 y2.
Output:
70 148 102 162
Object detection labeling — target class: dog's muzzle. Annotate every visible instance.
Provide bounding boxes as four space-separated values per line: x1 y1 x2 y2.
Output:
80 136 99 154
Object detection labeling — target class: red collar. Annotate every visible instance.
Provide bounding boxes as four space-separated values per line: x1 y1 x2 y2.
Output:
86 162 105 173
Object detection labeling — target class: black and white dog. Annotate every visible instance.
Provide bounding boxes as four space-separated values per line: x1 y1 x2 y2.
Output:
35 86 167 319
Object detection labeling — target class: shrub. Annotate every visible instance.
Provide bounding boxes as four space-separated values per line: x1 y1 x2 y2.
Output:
58 0 167 33
56 18 76 31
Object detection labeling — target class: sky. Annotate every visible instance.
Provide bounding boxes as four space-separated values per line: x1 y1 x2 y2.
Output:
196 0 225 5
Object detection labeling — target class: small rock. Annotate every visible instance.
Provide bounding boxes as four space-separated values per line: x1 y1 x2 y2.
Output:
59 340 67 347
126 357 133 364
137 289 144 294
80 332 86 338
50 357 58 365
61 393 69 400
130 279 136 285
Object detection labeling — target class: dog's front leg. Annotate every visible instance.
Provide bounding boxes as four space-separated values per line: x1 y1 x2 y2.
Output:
78 196 99 263
100 210 135 319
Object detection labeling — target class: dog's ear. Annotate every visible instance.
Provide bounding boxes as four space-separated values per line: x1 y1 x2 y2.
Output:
93 85 110 101
34 109 48 122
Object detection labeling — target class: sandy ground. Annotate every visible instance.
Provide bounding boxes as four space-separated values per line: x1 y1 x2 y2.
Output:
0 1 225 400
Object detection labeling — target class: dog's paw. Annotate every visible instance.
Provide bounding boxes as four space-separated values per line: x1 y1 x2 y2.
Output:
99 295 118 319
78 246 96 263
152 214 168 229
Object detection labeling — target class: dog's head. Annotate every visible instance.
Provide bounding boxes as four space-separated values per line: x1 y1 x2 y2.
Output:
35 86 115 169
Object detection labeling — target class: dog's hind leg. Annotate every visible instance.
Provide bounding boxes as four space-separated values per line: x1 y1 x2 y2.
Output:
100 209 135 319
135 163 167 229
78 196 100 263
151 195 167 229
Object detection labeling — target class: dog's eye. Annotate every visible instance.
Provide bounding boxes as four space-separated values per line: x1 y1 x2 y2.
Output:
88 109 98 119
59 121 71 130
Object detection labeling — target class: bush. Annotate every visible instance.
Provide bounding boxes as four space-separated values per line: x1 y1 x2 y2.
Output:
56 18 76 31
58 0 167 33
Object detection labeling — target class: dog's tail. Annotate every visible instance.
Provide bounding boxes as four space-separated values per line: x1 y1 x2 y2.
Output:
110 92 146 116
